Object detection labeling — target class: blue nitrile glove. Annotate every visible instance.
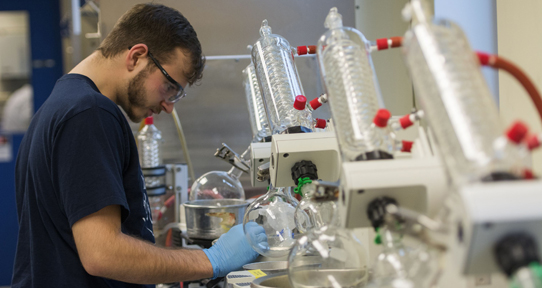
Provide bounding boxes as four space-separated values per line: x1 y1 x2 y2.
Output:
203 223 265 279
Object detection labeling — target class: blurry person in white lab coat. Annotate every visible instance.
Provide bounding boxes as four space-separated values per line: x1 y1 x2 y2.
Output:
2 83 32 132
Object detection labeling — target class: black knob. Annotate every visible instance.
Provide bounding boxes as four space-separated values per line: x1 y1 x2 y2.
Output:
495 233 540 276
367 196 398 230
291 160 319 185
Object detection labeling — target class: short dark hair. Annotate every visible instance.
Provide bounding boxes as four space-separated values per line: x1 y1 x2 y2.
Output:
97 3 204 85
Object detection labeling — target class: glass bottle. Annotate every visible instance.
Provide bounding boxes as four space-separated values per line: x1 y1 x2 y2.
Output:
189 166 245 201
243 185 299 257
289 182 369 288
401 0 529 185
251 19 313 134
316 7 383 162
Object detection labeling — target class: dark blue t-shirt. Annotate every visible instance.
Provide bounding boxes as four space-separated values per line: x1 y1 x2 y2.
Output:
12 74 155 288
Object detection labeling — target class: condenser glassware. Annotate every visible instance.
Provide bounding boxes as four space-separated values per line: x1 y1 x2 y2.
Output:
189 166 245 201
316 7 383 161
243 58 272 142
402 0 528 184
251 19 313 134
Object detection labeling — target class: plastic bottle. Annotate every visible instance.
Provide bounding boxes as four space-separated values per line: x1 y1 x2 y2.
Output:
189 166 245 201
137 116 165 224
251 19 313 134
316 7 383 162
401 0 529 185
243 54 272 142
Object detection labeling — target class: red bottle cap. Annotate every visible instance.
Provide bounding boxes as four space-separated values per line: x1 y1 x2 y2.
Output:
506 121 529 144
309 97 322 110
527 134 541 150
376 38 389 50
294 95 307 110
297 46 308 55
401 140 413 152
145 116 154 125
373 109 391 128
315 118 327 129
399 114 413 129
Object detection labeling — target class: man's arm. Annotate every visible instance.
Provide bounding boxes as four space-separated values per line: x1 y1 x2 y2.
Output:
72 205 213 284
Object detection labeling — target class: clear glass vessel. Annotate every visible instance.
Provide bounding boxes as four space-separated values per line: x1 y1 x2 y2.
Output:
289 183 369 288
189 166 245 201
252 19 313 134
402 0 528 184
243 185 299 257
317 7 383 162
243 58 272 142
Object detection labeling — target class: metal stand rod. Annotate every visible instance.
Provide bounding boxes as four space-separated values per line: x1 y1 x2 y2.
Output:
172 109 196 184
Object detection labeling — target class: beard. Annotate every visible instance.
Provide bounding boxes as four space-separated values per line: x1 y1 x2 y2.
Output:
122 66 161 123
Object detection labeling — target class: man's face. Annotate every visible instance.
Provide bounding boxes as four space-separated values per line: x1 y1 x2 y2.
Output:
121 48 190 123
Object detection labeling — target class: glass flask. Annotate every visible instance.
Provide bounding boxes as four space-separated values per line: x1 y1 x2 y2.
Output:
401 0 529 185
316 7 383 162
289 183 369 288
294 182 337 234
137 116 164 188
368 227 412 287
251 19 313 134
189 166 245 201
243 56 272 142
243 185 299 257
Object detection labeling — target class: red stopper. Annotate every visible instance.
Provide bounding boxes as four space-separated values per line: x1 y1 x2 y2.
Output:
476 51 491 66
145 116 154 125
506 121 529 144
309 98 322 110
399 114 414 129
297 46 308 55
315 118 327 129
527 134 541 150
373 109 391 128
524 169 535 180
308 45 317 54
401 140 414 152
390 36 403 48
376 38 389 50
294 95 307 110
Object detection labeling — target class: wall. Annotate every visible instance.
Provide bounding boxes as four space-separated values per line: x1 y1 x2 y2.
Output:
497 0 542 173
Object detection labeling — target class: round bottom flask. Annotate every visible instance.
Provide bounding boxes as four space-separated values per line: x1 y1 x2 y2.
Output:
243 186 299 257
190 167 245 201
289 226 369 288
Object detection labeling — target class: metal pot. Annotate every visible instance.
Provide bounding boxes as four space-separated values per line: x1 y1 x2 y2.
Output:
183 199 248 240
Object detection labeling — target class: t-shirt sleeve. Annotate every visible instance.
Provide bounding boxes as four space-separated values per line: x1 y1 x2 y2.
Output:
51 107 130 227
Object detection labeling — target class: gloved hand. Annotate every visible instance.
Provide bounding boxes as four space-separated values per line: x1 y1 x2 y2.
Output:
203 223 266 278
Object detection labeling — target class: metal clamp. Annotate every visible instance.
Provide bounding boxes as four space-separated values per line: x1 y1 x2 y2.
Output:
214 143 250 173
257 162 270 182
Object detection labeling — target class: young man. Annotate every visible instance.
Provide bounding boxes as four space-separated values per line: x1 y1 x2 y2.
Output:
12 4 264 287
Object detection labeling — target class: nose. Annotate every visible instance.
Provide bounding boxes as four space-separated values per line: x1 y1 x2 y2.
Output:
161 101 175 114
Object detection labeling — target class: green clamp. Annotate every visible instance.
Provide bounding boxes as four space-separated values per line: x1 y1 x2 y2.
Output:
294 177 313 197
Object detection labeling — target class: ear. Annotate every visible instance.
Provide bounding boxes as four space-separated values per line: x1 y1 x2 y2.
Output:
125 44 149 72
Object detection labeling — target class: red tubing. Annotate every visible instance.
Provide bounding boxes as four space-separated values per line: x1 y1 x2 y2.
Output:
476 51 542 125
